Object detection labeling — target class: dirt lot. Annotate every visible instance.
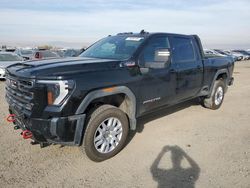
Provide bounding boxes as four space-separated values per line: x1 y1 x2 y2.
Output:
0 61 250 188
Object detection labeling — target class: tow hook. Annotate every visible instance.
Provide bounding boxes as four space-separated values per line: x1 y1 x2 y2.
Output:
21 130 33 139
6 114 16 123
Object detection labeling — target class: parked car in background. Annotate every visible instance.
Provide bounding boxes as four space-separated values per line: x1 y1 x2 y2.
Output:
52 50 64 57
32 50 60 60
5 47 16 52
64 49 81 57
14 48 34 60
214 49 238 61
203 49 225 57
225 50 243 61
232 50 250 60
0 52 23 79
53 49 83 58
204 49 234 63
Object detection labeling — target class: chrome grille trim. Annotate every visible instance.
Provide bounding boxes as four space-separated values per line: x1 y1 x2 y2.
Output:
5 76 34 116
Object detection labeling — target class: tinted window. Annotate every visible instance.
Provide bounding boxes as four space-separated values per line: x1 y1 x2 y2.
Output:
140 36 170 64
172 37 195 62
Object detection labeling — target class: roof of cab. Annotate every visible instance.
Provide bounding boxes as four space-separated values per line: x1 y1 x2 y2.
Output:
115 30 193 38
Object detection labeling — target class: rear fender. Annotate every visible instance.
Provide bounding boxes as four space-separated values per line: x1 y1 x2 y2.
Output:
208 69 229 97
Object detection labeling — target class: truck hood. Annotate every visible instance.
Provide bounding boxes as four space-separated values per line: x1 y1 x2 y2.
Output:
6 57 122 79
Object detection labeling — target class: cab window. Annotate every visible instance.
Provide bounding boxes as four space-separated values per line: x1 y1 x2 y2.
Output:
172 37 195 62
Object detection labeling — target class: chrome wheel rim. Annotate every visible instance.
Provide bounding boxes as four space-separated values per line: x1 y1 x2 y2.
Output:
94 117 123 154
215 86 224 105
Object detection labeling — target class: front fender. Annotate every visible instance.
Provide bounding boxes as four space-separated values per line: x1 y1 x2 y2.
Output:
75 86 137 130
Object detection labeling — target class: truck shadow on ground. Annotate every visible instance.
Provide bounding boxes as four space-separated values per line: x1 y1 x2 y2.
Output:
151 145 200 188
126 98 201 145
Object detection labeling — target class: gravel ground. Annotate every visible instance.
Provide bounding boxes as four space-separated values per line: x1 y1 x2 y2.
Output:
0 61 250 188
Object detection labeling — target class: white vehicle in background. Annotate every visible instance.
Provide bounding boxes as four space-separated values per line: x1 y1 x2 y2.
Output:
232 50 250 60
231 51 246 60
223 50 243 61
203 49 225 57
224 50 243 61
0 52 23 80
214 49 238 62
14 48 34 60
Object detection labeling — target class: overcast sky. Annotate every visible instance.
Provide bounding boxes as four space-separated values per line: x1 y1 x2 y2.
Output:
0 0 249 48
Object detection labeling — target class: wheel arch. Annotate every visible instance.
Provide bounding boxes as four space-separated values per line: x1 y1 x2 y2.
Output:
209 69 229 96
75 86 137 130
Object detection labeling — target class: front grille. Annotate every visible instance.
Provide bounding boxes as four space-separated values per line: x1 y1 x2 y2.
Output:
5 76 34 116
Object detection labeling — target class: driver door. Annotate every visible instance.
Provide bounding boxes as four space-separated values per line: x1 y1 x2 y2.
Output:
137 35 178 115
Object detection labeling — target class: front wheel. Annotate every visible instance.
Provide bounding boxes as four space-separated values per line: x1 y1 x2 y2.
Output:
81 105 129 162
201 79 226 110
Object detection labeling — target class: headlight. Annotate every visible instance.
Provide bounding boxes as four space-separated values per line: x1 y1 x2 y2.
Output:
37 80 74 106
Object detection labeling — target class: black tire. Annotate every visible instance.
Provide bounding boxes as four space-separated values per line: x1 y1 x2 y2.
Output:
81 105 129 162
201 79 226 110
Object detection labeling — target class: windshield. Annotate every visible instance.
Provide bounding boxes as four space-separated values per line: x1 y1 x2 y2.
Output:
80 36 145 60
0 54 22 61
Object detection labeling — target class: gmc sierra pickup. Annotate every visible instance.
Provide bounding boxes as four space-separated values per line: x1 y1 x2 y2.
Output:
5 31 234 161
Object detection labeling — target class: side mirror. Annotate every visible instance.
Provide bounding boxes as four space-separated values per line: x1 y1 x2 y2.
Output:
154 48 171 62
145 48 171 69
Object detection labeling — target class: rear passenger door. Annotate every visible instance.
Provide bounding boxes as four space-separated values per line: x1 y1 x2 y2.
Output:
170 36 203 101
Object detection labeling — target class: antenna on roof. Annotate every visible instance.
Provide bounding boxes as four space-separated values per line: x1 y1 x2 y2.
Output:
140 29 148 34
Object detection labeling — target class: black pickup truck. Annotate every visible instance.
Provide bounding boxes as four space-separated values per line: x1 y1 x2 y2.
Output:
5 31 234 161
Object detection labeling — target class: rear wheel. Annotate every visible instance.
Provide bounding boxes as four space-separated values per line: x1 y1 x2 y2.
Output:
201 79 226 110
81 105 129 162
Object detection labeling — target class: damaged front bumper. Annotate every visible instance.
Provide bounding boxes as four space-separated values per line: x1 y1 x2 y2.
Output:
8 108 86 146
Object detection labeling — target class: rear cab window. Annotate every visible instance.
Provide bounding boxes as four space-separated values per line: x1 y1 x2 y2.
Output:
171 37 196 62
